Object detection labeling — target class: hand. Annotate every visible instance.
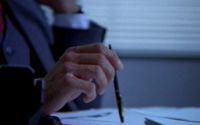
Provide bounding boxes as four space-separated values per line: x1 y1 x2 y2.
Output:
36 0 79 13
40 43 123 115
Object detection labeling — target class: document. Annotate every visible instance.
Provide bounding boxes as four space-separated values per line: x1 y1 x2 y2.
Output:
132 108 200 123
52 108 200 125
53 109 145 125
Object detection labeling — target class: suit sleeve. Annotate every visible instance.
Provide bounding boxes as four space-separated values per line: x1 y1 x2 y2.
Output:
52 21 107 60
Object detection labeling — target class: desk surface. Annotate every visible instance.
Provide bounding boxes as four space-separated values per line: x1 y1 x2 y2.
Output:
53 107 200 125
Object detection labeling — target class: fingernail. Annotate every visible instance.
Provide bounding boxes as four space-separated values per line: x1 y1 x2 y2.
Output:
118 60 124 69
84 99 92 103
99 91 105 95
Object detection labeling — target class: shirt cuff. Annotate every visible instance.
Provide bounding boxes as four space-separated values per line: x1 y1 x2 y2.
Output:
54 14 90 29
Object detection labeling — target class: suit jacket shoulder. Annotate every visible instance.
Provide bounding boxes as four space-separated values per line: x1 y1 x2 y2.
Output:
4 0 55 72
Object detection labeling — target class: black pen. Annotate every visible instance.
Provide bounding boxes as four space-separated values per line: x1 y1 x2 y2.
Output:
108 44 124 123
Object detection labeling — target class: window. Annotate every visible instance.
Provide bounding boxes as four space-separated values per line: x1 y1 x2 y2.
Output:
82 0 200 57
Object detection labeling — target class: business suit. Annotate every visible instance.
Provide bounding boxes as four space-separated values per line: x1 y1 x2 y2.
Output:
0 0 106 112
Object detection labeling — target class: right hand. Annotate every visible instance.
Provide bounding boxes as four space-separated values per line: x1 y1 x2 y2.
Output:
40 44 123 115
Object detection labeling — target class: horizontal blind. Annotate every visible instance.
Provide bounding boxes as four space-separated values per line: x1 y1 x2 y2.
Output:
82 0 200 57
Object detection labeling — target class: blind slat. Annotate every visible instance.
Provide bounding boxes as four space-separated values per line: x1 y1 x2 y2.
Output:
82 0 200 57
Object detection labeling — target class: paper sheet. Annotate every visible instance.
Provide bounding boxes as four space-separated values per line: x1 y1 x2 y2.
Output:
131 107 200 123
53 108 200 125
53 109 144 125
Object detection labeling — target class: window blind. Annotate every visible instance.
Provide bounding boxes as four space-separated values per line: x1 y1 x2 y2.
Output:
82 0 200 57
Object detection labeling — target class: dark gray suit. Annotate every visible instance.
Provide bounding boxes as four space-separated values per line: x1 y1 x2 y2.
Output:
0 0 106 111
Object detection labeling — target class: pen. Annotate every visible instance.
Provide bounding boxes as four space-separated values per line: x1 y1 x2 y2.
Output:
108 44 124 123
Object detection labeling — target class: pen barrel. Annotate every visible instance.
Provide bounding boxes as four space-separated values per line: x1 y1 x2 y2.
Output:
114 74 124 122
115 90 124 122
109 44 124 123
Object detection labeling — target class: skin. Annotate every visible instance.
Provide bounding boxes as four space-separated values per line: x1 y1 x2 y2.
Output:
36 0 124 115
40 44 123 115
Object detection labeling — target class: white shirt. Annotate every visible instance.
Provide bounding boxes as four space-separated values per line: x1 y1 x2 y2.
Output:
54 13 90 30
41 5 90 30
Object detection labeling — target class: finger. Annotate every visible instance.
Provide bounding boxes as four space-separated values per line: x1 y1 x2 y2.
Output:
72 53 115 82
66 44 124 70
59 51 76 63
63 73 96 103
63 62 108 95
45 61 64 82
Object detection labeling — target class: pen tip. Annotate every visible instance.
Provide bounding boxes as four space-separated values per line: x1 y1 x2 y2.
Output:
121 116 124 123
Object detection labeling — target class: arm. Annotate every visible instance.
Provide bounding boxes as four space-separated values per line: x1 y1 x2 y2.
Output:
52 12 106 110
37 0 107 110
52 14 107 109
37 0 110 112
41 44 123 115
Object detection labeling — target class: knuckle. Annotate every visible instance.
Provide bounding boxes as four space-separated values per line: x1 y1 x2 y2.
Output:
63 51 74 61
63 74 71 83
84 83 95 95
112 51 120 61
63 62 72 71
88 84 96 92
91 92 96 100
96 54 105 64
90 85 97 99
108 68 115 81
93 65 101 76
94 44 104 53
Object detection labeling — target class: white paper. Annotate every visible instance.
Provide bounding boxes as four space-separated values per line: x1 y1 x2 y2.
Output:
53 108 200 125
131 107 200 123
53 108 145 125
